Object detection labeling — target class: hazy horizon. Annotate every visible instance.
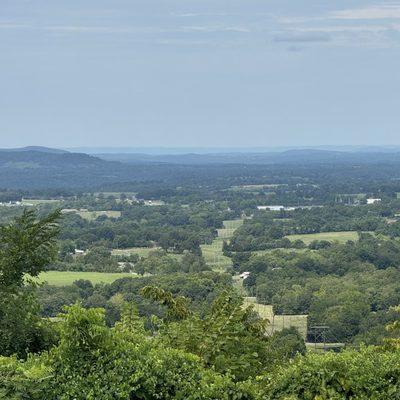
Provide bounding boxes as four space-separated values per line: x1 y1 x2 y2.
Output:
4 144 400 156
2 0 400 148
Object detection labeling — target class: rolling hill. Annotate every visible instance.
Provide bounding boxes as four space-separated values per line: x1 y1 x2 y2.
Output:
0 149 132 189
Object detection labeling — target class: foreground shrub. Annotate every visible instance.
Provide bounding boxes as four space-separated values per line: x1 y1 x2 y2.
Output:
261 346 400 400
0 304 256 400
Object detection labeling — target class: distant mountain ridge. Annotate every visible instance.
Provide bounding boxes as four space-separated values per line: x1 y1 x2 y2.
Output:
67 145 400 155
2 147 400 189
97 149 400 165
0 149 128 189
1 146 69 154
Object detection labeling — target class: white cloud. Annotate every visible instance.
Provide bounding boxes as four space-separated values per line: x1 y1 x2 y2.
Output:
299 24 399 33
180 25 250 33
0 22 31 29
331 5 400 20
273 32 331 43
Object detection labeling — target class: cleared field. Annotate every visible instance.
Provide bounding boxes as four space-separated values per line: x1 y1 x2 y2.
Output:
36 271 134 286
22 199 62 206
112 247 183 261
252 248 310 256
243 297 274 319
112 247 160 257
286 231 359 245
217 219 244 239
242 296 308 340
203 219 244 270
268 315 308 340
94 192 136 197
78 210 121 221
230 184 285 191
201 238 232 270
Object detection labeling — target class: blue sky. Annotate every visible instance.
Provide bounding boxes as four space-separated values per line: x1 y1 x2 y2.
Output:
1 0 400 148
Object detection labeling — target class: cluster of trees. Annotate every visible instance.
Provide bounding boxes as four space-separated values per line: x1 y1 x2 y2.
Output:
38 269 229 322
227 203 398 252
1 211 400 399
58 202 228 254
236 234 400 343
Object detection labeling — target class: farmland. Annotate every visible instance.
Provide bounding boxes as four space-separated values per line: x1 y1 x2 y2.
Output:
77 210 121 220
202 219 243 270
22 198 62 206
217 219 244 239
286 231 359 244
112 247 182 261
243 297 308 340
201 238 232 270
36 271 134 286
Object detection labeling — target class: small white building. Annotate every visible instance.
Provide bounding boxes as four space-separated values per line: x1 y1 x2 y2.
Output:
239 271 251 280
367 198 381 205
257 205 284 211
257 205 297 211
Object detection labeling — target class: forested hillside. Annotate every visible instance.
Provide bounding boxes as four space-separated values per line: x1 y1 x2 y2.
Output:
1 211 399 399
2 150 400 398
4 148 400 191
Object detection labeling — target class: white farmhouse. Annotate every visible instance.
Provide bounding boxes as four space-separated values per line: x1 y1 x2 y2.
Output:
367 198 381 205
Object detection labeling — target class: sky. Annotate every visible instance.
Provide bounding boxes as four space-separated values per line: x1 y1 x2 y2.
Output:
1 0 400 149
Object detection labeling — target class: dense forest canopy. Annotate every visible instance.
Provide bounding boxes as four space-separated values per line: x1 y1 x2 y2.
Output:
1 150 400 398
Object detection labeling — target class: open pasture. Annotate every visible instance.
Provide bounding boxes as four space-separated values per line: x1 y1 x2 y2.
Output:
252 248 310 256
286 231 359 245
112 247 160 257
22 199 62 206
230 184 286 191
243 297 274 319
77 210 121 221
201 238 232 270
35 271 134 286
217 219 244 238
112 247 183 260
94 192 137 198
268 315 308 340
242 297 308 340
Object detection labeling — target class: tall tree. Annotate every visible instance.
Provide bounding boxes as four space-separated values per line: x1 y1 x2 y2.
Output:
0 209 60 357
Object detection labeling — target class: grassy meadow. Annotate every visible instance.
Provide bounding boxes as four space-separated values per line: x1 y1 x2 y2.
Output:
22 199 62 206
112 247 183 260
201 219 244 270
217 219 244 239
242 297 308 340
286 231 359 245
201 238 232 270
36 271 134 286
77 210 122 221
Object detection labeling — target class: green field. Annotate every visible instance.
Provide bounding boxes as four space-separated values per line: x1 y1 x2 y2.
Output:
112 247 183 261
286 231 359 245
36 271 134 286
252 248 310 256
243 297 274 319
201 238 232 270
94 192 137 197
112 247 161 257
242 297 308 340
21 199 62 206
269 314 308 340
217 219 244 239
77 210 122 221
202 219 243 270
230 184 285 191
